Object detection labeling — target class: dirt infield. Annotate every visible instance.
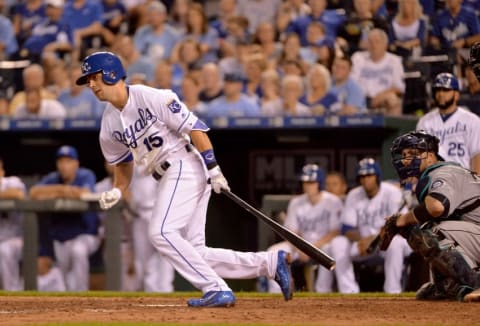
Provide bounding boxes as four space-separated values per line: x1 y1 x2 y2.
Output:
0 295 479 326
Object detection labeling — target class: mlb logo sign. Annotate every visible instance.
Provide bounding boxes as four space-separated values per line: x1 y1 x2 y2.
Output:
167 99 181 113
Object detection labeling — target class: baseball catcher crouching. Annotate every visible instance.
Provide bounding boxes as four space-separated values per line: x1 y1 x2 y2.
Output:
378 130 480 301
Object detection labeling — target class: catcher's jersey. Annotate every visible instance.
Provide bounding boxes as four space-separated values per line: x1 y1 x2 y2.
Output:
284 191 343 243
416 107 480 170
99 85 199 175
341 182 404 238
0 176 26 241
417 163 480 224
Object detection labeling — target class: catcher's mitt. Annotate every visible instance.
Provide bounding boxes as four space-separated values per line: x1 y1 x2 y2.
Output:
378 213 401 251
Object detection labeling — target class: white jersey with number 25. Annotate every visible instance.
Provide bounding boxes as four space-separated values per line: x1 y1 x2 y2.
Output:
416 107 480 170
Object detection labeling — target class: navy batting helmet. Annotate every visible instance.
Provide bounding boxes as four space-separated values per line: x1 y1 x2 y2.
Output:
432 72 459 92
76 51 126 86
390 130 442 180
299 163 325 189
356 158 381 182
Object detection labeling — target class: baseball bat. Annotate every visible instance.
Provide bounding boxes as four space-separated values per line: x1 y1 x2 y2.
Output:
221 189 336 271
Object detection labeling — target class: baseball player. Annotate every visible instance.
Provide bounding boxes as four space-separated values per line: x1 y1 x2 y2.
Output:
267 164 343 293
330 158 412 293
0 156 26 291
76 51 294 307
378 130 480 302
416 72 480 175
29 145 101 291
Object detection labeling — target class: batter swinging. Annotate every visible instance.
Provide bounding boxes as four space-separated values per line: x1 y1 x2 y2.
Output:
76 51 294 307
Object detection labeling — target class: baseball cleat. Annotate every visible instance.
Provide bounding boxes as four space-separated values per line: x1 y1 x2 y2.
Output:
274 250 294 301
463 288 480 302
187 291 236 307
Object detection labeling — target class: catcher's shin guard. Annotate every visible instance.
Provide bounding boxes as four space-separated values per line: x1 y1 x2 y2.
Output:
408 226 480 290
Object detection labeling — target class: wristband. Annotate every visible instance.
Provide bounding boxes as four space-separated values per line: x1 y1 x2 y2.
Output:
200 149 218 170
412 204 435 224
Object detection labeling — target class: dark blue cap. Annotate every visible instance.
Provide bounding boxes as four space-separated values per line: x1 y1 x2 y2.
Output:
56 145 78 160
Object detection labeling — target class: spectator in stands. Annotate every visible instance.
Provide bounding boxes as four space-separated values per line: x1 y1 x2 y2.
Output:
299 21 335 67
210 0 238 40
259 69 282 115
330 157 412 294
325 170 348 202
221 15 251 58
100 0 127 46
133 1 180 62
9 64 57 116
351 28 405 116
0 156 26 291
152 59 181 95
58 64 104 119
244 53 268 101
276 0 311 36
181 73 207 116
330 55 367 115
29 145 101 291
168 0 190 35
113 35 154 85
12 0 46 47
252 22 283 68
429 0 480 52
199 62 224 104
266 163 343 293
206 72 260 117
279 59 305 77
336 0 389 56
459 64 480 115
20 0 73 64
219 39 251 78
45 59 70 97
13 87 66 119
63 0 104 61
276 33 308 76
300 64 341 115
388 0 427 59
170 38 203 97
0 0 18 60
237 0 281 35
184 2 220 63
267 74 311 116
285 0 345 46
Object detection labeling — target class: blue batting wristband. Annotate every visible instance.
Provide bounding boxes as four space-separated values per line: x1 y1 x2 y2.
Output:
200 149 218 170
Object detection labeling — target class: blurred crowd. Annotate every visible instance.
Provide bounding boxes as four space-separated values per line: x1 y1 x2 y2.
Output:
1 0 480 119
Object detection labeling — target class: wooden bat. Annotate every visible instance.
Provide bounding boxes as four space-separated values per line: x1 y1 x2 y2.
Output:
221 189 336 271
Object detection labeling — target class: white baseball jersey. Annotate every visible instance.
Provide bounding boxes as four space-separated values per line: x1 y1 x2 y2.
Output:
0 176 25 241
341 182 404 238
416 107 480 170
99 85 199 175
284 191 343 243
350 51 405 97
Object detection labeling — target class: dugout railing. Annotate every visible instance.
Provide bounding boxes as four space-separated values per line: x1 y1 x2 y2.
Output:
0 199 123 291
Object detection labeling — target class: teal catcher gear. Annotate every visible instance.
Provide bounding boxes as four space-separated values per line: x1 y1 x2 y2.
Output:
76 51 126 86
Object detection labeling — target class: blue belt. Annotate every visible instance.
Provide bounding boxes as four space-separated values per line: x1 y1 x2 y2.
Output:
152 144 192 181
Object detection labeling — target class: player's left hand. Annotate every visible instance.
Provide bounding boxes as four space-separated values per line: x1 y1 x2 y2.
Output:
208 166 230 194
99 187 122 210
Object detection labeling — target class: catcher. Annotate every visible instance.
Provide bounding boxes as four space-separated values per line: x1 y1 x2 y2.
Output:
376 130 480 302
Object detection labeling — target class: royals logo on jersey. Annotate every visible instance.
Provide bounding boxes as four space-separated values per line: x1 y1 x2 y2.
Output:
167 99 181 113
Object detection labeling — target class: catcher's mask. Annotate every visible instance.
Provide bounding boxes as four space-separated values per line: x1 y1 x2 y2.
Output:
390 130 442 181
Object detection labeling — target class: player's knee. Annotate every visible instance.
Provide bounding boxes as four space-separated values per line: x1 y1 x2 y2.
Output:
330 235 350 257
0 242 13 259
149 230 171 252
71 242 89 259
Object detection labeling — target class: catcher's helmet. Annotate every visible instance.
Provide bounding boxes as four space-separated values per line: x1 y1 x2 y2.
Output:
390 130 441 180
356 158 381 181
469 42 480 82
432 72 459 92
76 51 126 86
299 163 325 189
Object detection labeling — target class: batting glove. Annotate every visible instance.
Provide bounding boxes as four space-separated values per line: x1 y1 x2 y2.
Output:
99 187 122 210
208 166 230 194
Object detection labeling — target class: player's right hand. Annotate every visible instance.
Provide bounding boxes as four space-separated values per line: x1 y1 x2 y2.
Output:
208 166 230 194
99 187 122 210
